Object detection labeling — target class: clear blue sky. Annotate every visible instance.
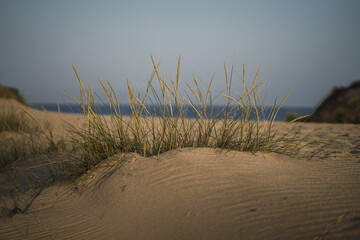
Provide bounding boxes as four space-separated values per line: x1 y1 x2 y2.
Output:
1 0 360 107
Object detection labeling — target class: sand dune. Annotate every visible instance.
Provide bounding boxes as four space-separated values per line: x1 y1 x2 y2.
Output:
0 101 360 239
1 147 360 239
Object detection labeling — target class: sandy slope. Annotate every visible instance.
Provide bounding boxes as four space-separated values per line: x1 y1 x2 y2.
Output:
0 100 360 239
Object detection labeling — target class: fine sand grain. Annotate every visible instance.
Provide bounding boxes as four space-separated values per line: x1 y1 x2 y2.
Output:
0 102 360 239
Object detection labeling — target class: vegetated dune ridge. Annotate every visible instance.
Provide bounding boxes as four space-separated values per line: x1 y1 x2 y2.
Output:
0 100 360 239
309 80 360 123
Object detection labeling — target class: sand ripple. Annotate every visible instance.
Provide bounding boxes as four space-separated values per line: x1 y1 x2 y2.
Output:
1 148 360 239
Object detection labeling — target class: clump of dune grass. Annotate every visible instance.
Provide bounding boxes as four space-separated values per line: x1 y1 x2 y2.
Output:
61 56 310 178
0 107 65 216
0 103 40 169
0 105 63 170
0 105 38 133
0 128 61 171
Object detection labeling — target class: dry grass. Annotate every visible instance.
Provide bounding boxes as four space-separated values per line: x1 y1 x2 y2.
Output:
0 103 62 170
0 106 38 134
0 56 318 216
0 84 26 105
61 55 310 177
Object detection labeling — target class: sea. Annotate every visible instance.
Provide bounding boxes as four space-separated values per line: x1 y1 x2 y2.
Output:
32 104 313 122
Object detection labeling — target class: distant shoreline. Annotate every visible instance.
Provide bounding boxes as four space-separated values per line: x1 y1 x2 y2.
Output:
32 103 313 122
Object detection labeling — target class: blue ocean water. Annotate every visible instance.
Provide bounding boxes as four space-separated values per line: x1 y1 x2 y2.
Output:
33 104 313 122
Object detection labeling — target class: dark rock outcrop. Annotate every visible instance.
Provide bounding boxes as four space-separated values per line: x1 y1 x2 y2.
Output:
309 80 360 123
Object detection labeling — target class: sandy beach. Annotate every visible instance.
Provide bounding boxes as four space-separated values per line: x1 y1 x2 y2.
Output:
1 0 360 238
0 100 359 239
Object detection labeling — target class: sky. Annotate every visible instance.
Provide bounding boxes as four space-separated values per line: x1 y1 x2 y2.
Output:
0 0 360 107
